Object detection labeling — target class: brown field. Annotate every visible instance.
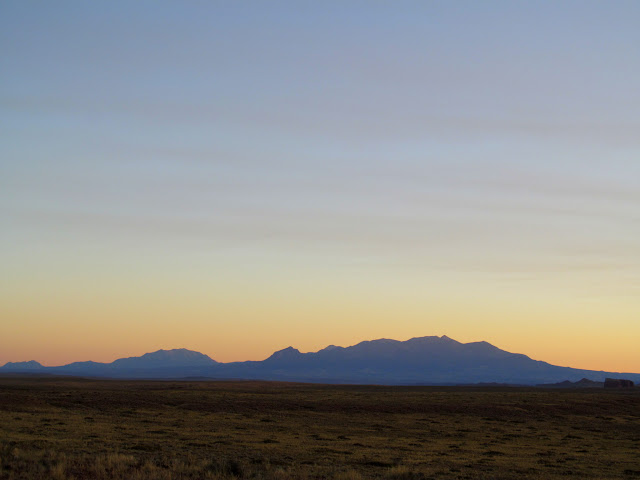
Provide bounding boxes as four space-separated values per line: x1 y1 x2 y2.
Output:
0 376 639 479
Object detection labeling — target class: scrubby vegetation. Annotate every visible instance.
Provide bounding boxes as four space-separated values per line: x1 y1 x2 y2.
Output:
1 377 639 479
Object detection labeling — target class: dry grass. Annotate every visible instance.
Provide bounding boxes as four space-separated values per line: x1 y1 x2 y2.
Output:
0 377 639 479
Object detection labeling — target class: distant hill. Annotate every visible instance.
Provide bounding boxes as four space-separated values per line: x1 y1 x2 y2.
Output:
2 336 639 385
111 348 217 369
537 378 604 388
1 360 44 370
0 349 217 378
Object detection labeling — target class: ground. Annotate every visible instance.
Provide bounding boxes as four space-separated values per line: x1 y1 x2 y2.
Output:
0 376 639 479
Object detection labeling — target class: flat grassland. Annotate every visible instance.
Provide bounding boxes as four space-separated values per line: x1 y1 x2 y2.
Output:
0 377 639 479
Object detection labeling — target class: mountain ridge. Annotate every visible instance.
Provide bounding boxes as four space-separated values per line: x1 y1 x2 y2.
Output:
2 336 638 386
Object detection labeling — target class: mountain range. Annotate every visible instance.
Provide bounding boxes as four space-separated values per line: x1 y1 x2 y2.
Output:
2 336 639 385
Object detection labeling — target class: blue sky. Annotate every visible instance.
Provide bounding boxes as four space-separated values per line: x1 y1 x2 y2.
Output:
1 1 639 369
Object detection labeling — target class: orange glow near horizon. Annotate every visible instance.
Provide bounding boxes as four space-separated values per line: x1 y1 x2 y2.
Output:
2 263 638 373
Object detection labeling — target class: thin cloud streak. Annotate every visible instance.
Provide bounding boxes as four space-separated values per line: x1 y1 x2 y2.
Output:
3 94 640 149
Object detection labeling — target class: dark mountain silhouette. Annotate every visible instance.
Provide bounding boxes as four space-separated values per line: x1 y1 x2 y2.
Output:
537 378 604 388
111 348 217 368
264 346 304 363
2 336 639 385
0 349 217 378
1 360 43 370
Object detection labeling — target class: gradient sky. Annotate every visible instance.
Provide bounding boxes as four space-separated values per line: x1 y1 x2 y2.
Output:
1 1 639 372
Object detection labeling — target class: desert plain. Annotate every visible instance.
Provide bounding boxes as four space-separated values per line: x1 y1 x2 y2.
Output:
0 376 639 479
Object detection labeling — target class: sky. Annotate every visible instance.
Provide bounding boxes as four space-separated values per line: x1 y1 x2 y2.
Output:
1 1 639 373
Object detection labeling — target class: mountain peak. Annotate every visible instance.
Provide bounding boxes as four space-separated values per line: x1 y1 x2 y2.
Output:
354 338 400 348
145 348 200 357
407 335 459 344
1 360 43 370
111 348 217 368
266 346 302 362
319 344 341 352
